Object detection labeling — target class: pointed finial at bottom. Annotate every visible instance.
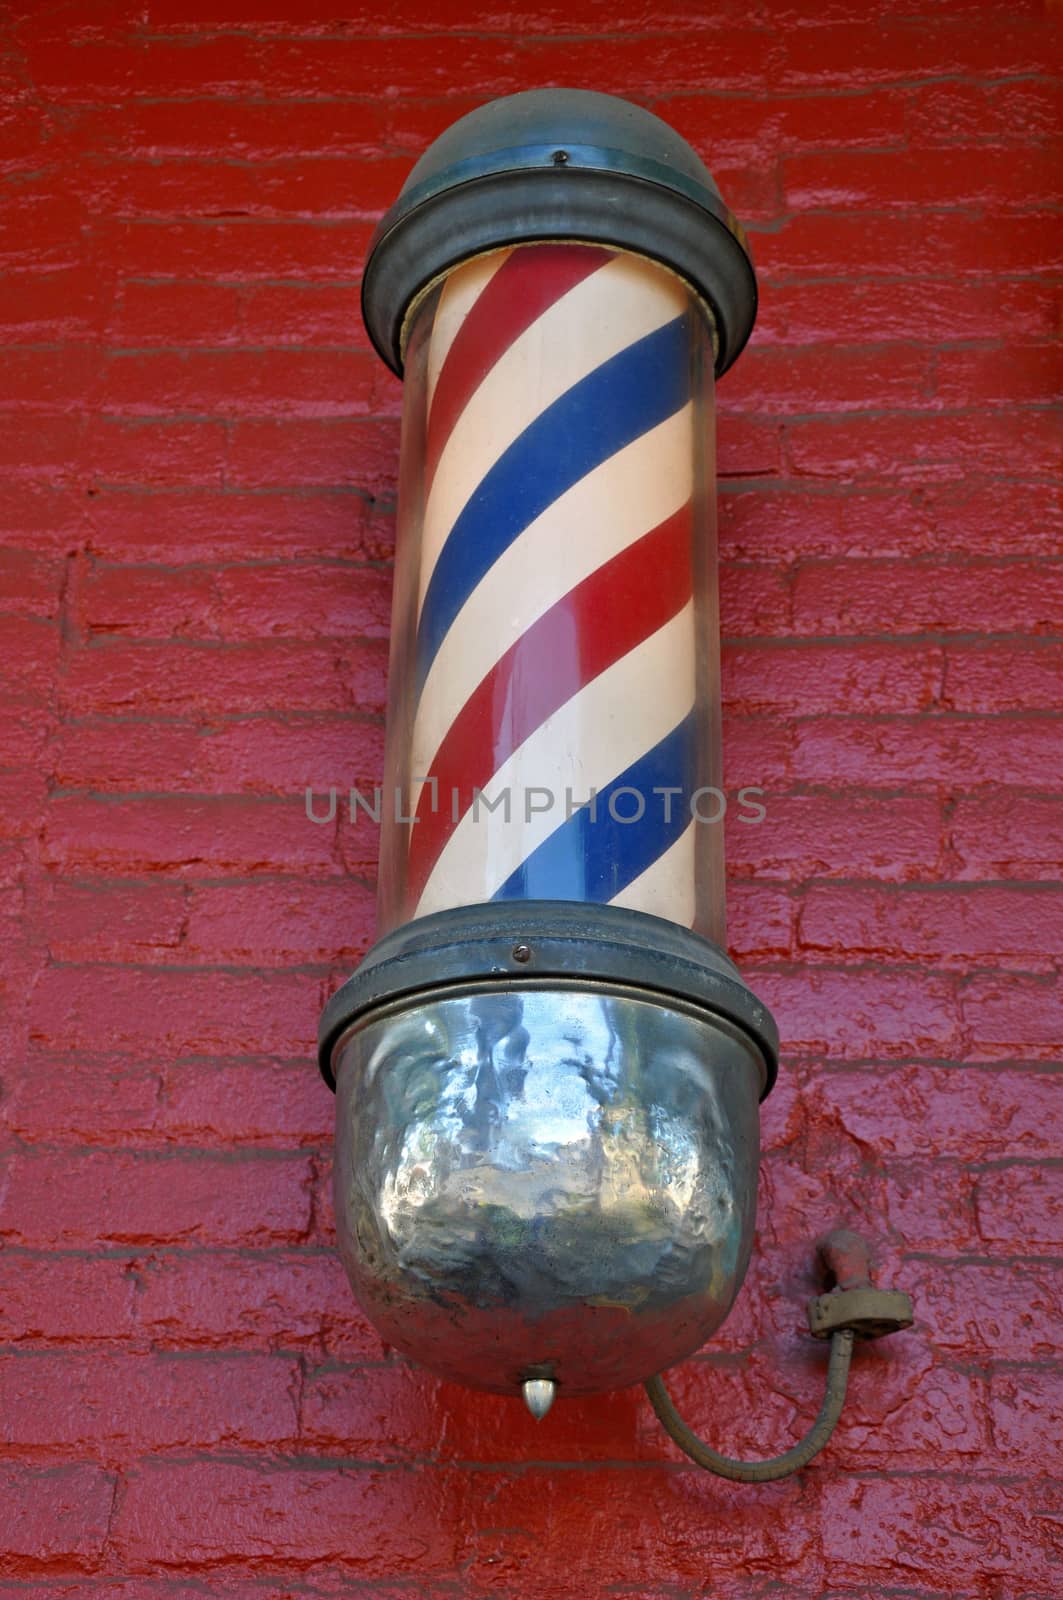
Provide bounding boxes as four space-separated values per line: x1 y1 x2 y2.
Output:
522 1378 556 1420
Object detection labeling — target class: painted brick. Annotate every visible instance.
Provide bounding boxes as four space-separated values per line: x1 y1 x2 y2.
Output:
84 489 390 564
98 217 377 283
51 714 384 795
798 884 1063 971
133 1249 386 1359
0 548 65 615
791 559 1063 636
751 968 960 1059
0 1463 116 1574
904 1262 1061 1363
77 561 393 643
779 19 1053 85
28 963 323 1058
4 1054 334 1149
660 88 908 158
950 794 1063 882
0 0 1059 1590
299 1361 648 1464
455 1467 819 1588
0 1255 140 1346
909 80 1063 147
722 643 943 714
0 1353 298 1458
0 267 106 341
885 1161 980 1253
3 1053 166 1145
98 349 380 416
652 1343 989 1474
183 879 375 966
110 1461 463 1572
725 481 1062 561
792 715 1061 788
0 1151 314 1248
976 1164 1063 1250
726 793 944 882
753 209 1063 279
41 795 341 876
785 412 1061 483
943 642 1063 711
785 146 1061 211
960 973 1063 1061
723 344 932 415
808 1066 1060 1160
226 418 401 494
754 280 1059 348
820 1476 1062 1591
34 881 187 964
933 343 1062 409
989 1369 1063 1472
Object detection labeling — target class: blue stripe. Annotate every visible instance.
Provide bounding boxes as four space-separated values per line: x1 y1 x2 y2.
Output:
491 710 697 905
415 314 691 696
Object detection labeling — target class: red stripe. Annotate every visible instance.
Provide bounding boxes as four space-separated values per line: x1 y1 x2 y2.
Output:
406 501 693 902
424 245 612 495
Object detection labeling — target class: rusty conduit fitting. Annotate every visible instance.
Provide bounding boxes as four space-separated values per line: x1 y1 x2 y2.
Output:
644 1230 913 1482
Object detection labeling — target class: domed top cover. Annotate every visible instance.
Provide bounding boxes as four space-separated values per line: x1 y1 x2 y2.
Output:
362 88 757 378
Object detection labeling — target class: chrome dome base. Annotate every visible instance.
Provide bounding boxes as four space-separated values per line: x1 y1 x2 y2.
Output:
332 981 762 1395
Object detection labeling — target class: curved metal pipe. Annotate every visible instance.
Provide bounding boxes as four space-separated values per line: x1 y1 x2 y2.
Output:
644 1328 855 1482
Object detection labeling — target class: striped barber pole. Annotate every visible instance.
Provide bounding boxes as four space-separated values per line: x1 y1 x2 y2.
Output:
402 242 711 930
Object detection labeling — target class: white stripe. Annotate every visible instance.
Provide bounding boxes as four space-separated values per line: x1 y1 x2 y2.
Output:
425 249 511 417
418 252 688 614
609 820 697 926
414 604 695 918
409 405 695 810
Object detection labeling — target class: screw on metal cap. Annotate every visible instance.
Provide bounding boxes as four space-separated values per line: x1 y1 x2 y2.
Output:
361 89 758 379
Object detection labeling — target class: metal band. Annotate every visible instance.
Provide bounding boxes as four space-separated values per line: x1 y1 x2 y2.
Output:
318 900 779 1098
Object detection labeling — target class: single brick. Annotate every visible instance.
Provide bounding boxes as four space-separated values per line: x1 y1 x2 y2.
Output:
0 1352 299 1458
183 879 374 966
110 1460 463 1571
722 643 942 715
792 559 1063 636
786 413 1060 483
905 1262 1062 1363
0 1254 139 1345
950 794 1063 882
785 147 1060 212
0 1463 115 1574
798 884 1063 971
943 642 1063 712
989 1369 1063 1472
41 795 341 876
792 716 1062 790
975 1164 1063 1251
0 1151 313 1248
725 792 943 882
28 964 323 1058
820 1475 1061 1591
134 1248 386 1360
808 1066 1060 1161
751 966 960 1059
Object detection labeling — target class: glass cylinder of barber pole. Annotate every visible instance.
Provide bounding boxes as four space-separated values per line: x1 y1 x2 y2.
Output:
377 242 723 942
319 92 779 1405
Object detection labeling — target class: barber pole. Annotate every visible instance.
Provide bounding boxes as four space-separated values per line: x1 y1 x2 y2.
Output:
319 90 780 1409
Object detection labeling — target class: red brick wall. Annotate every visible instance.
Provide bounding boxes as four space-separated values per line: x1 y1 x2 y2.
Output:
1 1 1060 1592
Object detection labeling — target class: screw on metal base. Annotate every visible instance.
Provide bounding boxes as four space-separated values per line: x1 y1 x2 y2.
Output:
645 1230 913 1482
522 1378 557 1420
